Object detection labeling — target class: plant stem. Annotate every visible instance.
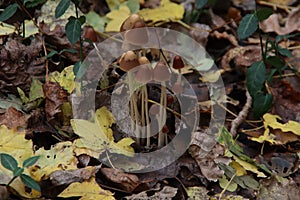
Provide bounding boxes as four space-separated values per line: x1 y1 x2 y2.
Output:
75 4 83 62
7 176 18 187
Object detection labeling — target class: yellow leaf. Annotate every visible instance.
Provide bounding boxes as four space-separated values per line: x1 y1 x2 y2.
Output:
251 128 278 144
230 161 246 176
263 113 300 135
105 5 131 32
71 106 135 158
49 65 75 93
0 125 41 198
29 141 77 181
138 0 184 23
58 177 115 200
234 156 266 178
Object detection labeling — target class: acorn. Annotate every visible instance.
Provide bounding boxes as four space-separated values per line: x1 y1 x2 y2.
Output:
153 62 171 82
118 51 140 72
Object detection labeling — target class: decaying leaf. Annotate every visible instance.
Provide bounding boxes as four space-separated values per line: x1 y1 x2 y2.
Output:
49 65 75 94
186 186 210 200
101 168 140 192
0 107 25 129
257 175 300 200
29 141 77 182
58 177 115 200
124 186 177 199
72 106 135 158
219 175 238 192
189 129 231 181
0 125 40 198
138 0 184 24
260 7 300 35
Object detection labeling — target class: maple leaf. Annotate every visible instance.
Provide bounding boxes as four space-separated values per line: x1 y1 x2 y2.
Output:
71 106 135 159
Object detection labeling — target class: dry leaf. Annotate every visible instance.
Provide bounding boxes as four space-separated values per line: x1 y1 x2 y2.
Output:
49 65 75 94
58 177 115 200
101 168 140 192
138 0 184 24
0 107 25 129
260 7 300 35
124 186 177 199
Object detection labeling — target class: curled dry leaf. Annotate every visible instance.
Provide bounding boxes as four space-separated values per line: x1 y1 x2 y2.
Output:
221 45 261 71
124 186 178 200
189 130 231 181
100 168 140 193
260 7 300 35
210 30 239 47
189 23 211 47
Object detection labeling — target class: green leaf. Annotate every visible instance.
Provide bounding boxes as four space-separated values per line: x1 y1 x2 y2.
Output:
237 14 258 40
23 156 40 168
60 48 78 54
0 3 18 22
46 50 58 58
24 0 46 8
78 16 86 25
195 0 208 9
276 33 299 42
55 0 71 18
256 8 273 21
13 167 24 177
253 93 273 118
20 174 41 192
29 79 44 102
85 11 109 33
125 0 140 13
66 17 82 45
246 61 266 96
278 47 291 57
0 153 18 171
267 56 286 74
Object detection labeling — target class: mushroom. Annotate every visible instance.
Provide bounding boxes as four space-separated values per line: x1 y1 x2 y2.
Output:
135 56 153 146
153 61 171 147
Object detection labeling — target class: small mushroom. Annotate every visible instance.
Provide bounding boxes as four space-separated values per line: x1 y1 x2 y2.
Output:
119 51 140 72
153 62 171 82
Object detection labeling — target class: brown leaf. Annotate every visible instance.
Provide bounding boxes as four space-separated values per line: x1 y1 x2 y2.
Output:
100 168 140 192
0 185 8 200
43 82 68 123
189 130 231 181
221 45 261 71
124 186 178 200
211 30 238 47
260 7 300 35
189 23 211 47
0 107 25 129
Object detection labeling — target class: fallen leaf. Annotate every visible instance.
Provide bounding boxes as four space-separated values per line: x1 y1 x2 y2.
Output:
0 125 40 198
138 0 184 24
72 106 135 158
29 141 77 182
105 5 131 32
58 177 115 200
219 175 238 192
186 186 210 200
0 107 25 129
124 186 177 199
264 113 300 134
49 65 75 94
260 7 300 35
101 168 140 192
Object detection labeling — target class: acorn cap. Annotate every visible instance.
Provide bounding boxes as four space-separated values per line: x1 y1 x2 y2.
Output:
172 55 184 69
153 62 171 82
118 51 139 72
135 64 153 83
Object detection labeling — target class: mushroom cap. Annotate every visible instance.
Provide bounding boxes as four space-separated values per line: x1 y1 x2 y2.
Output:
172 82 183 94
172 55 184 69
149 104 160 115
138 56 150 65
120 14 144 32
118 51 139 72
135 64 153 83
153 62 171 82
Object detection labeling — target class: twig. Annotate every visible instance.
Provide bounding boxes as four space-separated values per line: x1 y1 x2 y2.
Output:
42 36 49 83
230 89 252 137
218 173 237 200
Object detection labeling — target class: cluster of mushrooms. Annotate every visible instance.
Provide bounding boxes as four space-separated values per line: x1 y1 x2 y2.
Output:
117 14 186 148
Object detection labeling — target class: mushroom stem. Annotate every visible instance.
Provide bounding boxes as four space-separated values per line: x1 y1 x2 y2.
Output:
158 82 167 147
144 86 151 147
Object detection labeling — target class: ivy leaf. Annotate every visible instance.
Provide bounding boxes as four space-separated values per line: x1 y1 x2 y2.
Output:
66 16 82 44
55 0 71 18
246 61 266 96
13 167 24 177
0 3 18 22
0 153 18 171
23 156 40 168
267 56 286 73
195 0 208 9
237 13 258 40
253 93 273 118
20 174 41 192
278 47 291 57
256 8 273 21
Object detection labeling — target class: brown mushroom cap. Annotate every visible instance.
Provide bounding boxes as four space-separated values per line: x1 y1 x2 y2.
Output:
172 55 184 70
120 14 144 32
172 82 183 94
153 62 171 82
135 65 153 83
149 104 160 115
118 51 140 72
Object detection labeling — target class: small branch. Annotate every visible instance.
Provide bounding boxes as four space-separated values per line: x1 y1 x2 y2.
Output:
230 89 252 137
42 36 49 83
